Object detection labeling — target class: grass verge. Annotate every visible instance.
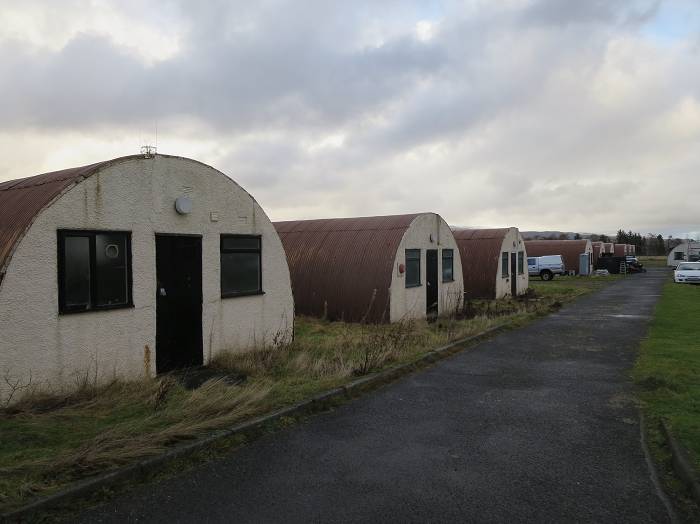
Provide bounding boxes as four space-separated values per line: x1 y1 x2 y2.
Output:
633 280 700 518
638 255 668 268
1 275 621 513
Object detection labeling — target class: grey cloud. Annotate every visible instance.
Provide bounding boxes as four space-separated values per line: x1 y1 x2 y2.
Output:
0 1 446 133
2 0 700 235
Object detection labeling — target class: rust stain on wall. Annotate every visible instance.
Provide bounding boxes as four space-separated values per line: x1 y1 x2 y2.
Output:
143 345 152 377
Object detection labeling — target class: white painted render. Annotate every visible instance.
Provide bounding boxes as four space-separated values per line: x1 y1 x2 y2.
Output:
389 213 464 322
667 241 700 267
0 155 293 401
493 228 529 299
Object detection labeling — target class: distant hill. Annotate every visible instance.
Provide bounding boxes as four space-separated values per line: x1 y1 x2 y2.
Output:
521 231 595 240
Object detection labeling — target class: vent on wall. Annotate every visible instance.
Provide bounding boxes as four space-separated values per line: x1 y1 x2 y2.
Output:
141 145 157 158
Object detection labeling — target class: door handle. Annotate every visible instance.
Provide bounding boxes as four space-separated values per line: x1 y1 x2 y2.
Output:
159 287 167 297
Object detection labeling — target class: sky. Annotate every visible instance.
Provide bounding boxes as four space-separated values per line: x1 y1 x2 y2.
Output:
0 0 698 238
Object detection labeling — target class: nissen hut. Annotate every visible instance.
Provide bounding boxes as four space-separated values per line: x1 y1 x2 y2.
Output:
613 244 629 257
591 241 603 266
451 227 529 299
524 239 593 275
0 154 294 402
667 241 700 266
274 213 464 323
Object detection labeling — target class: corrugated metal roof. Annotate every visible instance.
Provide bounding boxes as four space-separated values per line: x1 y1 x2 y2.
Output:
0 154 240 283
0 156 146 279
451 228 510 299
524 239 592 274
274 214 421 323
613 244 627 256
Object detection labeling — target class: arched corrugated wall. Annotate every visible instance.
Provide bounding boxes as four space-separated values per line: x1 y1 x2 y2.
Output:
452 228 509 299
524 239 592 274
274 214 420 322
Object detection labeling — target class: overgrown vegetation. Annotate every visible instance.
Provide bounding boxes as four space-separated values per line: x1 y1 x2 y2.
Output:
0 275 620 512
633 280 700 515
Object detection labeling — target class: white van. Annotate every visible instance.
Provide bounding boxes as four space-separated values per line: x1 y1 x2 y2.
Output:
528 255 566 281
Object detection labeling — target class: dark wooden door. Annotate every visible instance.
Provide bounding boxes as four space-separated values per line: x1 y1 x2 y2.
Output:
155 235 203 373
510 252 517 296
426 249 439 317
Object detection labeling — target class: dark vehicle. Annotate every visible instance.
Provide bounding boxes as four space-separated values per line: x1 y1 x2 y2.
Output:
625 256 646 273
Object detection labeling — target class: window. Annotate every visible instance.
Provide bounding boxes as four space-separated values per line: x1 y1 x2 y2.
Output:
675 252 685 261
442 249 454 282
221 235 262 297
518 251 524 274
58 230 132 313
501 252 509 278
405 249 421 287
527 258 535 265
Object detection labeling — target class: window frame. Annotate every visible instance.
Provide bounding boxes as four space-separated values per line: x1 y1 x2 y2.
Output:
405 248 422 288
501 252 509 278
517 251 525 275
57 229 133 315
442 248 454 283
220 234 264 298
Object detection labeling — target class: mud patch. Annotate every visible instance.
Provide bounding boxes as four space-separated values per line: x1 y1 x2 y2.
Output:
608 392 641 409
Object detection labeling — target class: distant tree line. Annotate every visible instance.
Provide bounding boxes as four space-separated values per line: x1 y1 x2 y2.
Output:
529 230 692 255
587 230 687 256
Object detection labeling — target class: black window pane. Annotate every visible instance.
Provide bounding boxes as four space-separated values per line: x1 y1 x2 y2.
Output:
95 233 128 306
442 249 454 281
64 236 91 308
502 252 509 277
518 251 524 274
222 237 260 251
221 252 261 295
406 249 421 287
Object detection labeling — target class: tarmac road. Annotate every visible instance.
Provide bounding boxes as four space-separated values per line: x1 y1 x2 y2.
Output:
79 269 673 523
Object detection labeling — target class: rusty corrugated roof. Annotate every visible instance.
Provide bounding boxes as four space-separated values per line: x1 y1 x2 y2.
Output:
524 239 591 274
0 157 145 279
614 244 627 256
0 154 234 283
274 214 421 323
451 228 511 299
591 241 603 265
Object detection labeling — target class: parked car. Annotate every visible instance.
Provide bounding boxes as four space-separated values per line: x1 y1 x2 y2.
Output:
528 255 565 281
674 262 700 284
625 256 646 273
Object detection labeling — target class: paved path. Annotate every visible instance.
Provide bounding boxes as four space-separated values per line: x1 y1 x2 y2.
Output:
80 270 672 523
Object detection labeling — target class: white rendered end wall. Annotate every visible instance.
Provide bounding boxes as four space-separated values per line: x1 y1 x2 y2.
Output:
493 228 529 299
388 214 464 322
0 157 293 401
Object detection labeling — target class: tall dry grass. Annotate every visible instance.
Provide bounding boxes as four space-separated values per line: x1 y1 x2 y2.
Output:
1 378 271 483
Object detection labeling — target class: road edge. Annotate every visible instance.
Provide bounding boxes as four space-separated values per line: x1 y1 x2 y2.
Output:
661 419 700 505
